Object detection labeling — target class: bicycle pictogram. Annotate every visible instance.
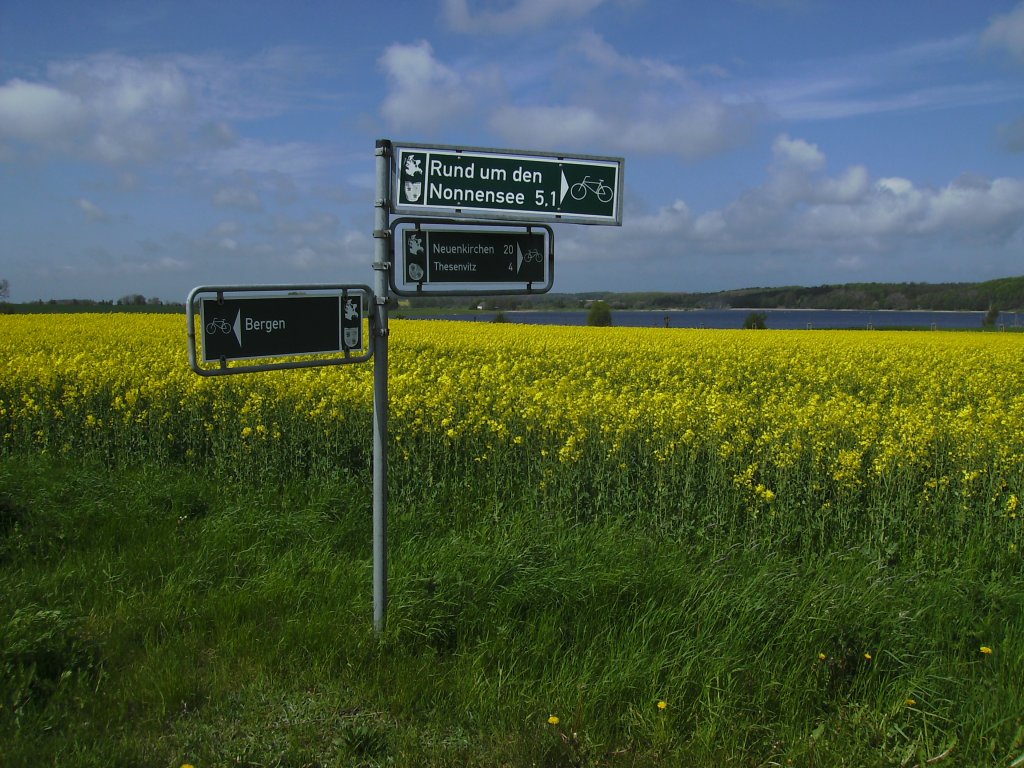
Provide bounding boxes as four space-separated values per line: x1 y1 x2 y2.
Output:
569 175 613 203
206 317 232 335
522 248 543 263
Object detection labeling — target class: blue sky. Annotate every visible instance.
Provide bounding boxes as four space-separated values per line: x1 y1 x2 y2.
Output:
1 0 1023 301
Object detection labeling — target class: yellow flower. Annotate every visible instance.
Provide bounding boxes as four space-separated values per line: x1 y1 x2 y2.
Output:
980 645 993 655
547 715 559 726
905 698 916 707
657 700 668 710
818 652 827 661
863 652 872 661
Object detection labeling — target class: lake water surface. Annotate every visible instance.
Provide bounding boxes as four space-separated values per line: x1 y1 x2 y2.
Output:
416 308 1020 331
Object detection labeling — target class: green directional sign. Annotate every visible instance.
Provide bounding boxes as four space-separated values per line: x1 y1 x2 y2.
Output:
200 294 362 363
392 143 623 225
404 229 545 284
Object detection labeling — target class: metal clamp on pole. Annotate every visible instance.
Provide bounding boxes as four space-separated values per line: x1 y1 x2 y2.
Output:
371 290 390 337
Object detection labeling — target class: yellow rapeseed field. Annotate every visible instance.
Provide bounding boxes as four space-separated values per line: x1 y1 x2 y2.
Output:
1 313 1022 536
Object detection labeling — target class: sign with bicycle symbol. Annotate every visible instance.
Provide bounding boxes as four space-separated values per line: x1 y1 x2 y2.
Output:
403 227 545 284
391 143 623 225
186 285 373 376
569 175 614 204
389 220 553 296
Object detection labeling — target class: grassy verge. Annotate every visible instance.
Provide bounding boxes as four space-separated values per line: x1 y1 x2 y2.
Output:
2 454 1022 767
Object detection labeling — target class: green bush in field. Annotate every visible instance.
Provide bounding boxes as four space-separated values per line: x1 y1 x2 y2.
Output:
743 311 768 329
586 300 612 326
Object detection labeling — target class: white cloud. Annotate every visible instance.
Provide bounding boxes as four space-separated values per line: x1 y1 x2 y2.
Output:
835 254 866 271
205 139 332 178
752 34 1018 121
289 246 319 269
920 176 1024 240
820 165 870 204
876 177 916 197
613 134 1024 264
51 55 189 120
267 228 371 272
552 133 1024 290
210 220 240 237
616 98 757 159
0 79 86 142
374 31 757 158
772 134 825 172
0 55 189 163
378 41 479 131
486 33 759 158
175 47 327 123
274 212 339 236
443 0 609 33
121 255 188 274
213 184 262 210
54 54 190 163
983 2 1024 62
489 105 605 147
76 198 109 221
0 49 337 176
570 29 689 84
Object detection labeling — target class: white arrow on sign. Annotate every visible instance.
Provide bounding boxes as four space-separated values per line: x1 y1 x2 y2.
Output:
232 310 242 346
516 242 524 274
560 170 569 204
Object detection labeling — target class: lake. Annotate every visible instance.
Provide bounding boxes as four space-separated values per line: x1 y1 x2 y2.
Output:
407 308 1022 330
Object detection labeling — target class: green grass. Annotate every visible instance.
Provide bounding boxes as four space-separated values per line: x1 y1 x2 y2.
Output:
2 453 1022 767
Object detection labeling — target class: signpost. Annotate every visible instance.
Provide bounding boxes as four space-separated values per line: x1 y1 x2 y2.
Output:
187 139 623 635
391 143 624 225
186 285 372 376
404 228 544 284
389 220 555 296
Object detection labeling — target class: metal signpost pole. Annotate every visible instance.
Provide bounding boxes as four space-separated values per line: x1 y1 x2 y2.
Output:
188 140 620 633
372 140 391 634
187 141 620 634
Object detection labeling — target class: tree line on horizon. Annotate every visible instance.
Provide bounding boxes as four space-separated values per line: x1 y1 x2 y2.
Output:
2 276 1022 314
417 275 1024 313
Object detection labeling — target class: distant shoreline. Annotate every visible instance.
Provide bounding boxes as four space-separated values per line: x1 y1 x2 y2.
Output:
4 275 1022 314
392 307 1021 331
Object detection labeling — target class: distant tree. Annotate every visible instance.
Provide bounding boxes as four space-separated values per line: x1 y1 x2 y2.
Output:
983 304 1000 328
492 311 510 323
885 291 910 310
0 278 8 300
743 312 768 329
586 300 612 327
118 294 147 306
